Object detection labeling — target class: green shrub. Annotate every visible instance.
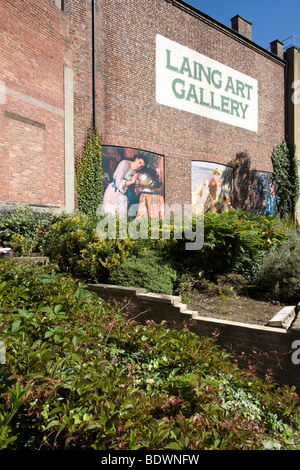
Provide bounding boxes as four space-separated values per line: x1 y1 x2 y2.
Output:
42 212 99 272
0 261 299 450
76 237 135 282
0 206 50 253
40 209 292 291
0 206 72 255
174 210 291 279
253 233 300 302
162 373 199 417
115 210 290 283
42 213 134 282
1 207 292 293
108 250 177 294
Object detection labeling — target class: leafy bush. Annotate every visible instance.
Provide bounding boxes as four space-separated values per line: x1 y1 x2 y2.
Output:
108 250 177 294
169 210 291 279
0 206 71 255
40 209 292 288
77 237 135 282
1 207 293 295
253 233 300 302
0 261 299 450
0 206 50 253
41 212 101 272
42 213 134 282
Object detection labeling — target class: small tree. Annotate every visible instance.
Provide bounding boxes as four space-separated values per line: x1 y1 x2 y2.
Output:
271 140 300 221
75 126 103 217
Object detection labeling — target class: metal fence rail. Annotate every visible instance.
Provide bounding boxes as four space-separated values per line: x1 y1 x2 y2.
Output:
283 35 300 50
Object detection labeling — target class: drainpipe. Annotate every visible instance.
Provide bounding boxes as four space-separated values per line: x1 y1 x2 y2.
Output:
92 0 96 131
284 57 288 141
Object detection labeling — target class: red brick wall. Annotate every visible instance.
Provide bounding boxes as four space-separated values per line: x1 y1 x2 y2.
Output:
64 0 94 163
0 0 66 208
99 0 286 206
0 0 286 210
0 0 105 209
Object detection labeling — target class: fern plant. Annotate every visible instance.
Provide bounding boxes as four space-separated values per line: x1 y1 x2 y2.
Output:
75 126 103 217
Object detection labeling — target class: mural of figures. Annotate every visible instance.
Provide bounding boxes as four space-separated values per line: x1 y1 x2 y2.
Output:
102 146 165 219
191 161 233 213
252 171 277 216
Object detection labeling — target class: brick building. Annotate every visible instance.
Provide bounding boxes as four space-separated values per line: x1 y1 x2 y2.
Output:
0 0 298 218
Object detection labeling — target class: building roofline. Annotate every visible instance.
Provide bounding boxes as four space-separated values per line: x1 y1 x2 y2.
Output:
168 0 286 65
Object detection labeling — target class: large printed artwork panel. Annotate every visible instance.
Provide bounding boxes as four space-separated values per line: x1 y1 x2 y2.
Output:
252 171 277 216
102 146 165 219
191 161 233 213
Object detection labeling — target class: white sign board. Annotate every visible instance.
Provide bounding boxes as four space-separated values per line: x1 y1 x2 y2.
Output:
156 35 258 132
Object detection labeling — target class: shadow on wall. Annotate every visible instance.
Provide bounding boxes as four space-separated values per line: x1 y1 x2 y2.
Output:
191 154 277 216
230 151 278 216
231 151 253 211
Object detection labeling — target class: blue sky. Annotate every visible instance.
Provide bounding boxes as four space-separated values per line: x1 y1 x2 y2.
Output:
184 0 299 51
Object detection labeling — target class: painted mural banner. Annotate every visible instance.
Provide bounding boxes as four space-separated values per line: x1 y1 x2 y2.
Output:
191 161 233 213
99 147 204 250
252 170 277 216
156 34 258 132
101 146 165 220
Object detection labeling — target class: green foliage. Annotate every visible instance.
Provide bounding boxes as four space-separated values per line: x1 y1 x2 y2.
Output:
162 373 199 416
108 250 177 294
0 206 71 255
75 127 103 217
0 261 299 450
0 206 49 253
77 237 135 283
174 210 291 279
41 212 99 272
253 233 300 302
42 213 134 282
272 140 300 221
41 209 292 293
1 207 294 300
8 234 36 256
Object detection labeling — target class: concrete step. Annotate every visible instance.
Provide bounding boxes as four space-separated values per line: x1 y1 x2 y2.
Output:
138 292 182 305
177 303 188 312
268 306 296 329
182 309 198 317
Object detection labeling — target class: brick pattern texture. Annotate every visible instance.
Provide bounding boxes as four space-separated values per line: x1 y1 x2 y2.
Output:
0 0 66 207
0 0 286 209
99 0 285 206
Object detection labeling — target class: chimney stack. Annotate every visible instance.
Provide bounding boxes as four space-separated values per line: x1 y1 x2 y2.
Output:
270 39 284 59
231 15 252 40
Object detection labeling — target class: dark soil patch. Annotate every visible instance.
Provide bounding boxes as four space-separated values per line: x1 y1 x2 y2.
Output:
179 274 285 327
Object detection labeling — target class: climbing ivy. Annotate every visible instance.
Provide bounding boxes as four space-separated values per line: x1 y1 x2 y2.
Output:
75 126 103 217
271 140 299 221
